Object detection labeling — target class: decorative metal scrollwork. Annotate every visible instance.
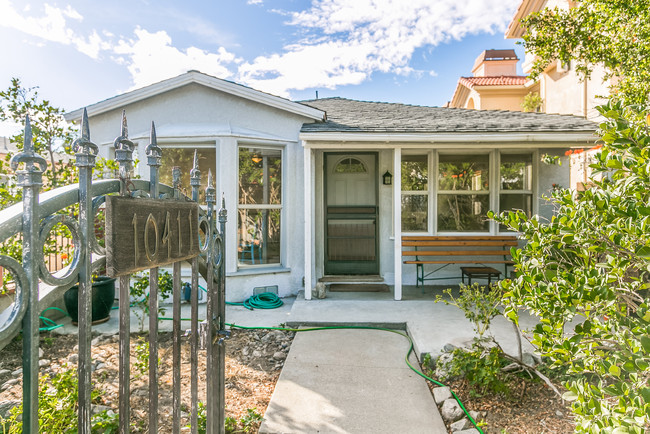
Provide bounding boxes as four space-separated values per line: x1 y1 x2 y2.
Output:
0 256 29 337
198 216 211 253
37 214 82 287
212 234 223 268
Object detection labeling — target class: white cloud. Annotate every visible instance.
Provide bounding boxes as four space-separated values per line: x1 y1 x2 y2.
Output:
113 28 241 89
0 1 107 58
237 0 520 96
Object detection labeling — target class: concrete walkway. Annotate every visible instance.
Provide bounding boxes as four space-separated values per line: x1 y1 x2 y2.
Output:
51 284 541 433
259 327 446 434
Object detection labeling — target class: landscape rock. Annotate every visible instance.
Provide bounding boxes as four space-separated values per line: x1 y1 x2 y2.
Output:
312 282 326 299
441 398 463 422
68 354 78 364
443 343 458 353
39 348 44 358
38 359 51 368
522 352 536 367
456 429 480 434
91 404 112 416
2 379 19 391
0 400 20 418
468 410 482 422
0 369 11 376
11 368 21 377
432 386 452 404
272 352 284 360
434 353 455 380
450 418 471 432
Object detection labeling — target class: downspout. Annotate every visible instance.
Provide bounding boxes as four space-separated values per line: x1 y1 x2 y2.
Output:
583 78 588 118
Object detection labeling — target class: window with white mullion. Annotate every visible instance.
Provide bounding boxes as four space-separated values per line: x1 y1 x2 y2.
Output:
437 153 490 232
498 152 533 231
401 153 428 232
238 146 283 266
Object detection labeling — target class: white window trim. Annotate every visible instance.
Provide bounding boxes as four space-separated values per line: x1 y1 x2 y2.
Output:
399 149 537 235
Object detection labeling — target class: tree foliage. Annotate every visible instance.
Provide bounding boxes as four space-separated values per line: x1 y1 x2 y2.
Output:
0 77 76 188
492 103 650 432
521 0 650 106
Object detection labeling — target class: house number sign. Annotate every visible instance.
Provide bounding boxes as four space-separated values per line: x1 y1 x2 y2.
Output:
105 196 200 277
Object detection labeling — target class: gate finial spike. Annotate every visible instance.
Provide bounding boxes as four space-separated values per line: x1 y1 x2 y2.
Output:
145 121 162 160
150 121 157 145
24 114 33 152
207 168 213 187
81 108 90 141
190 149 200 183
120 109 128 139
73 108 99 157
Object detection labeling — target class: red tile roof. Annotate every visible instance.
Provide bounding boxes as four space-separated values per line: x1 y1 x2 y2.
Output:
459 76 527 88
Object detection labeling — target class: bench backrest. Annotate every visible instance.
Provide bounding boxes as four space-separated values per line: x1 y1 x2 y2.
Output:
402 235 518 257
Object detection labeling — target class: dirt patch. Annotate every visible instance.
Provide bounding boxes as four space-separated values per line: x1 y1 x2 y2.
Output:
429 374 575 433
0 328 294 433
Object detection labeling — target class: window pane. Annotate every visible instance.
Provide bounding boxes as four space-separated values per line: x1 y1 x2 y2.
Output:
438 155 489 191
239 148 282 205
501 154 532 190
499 194 532 216
401 155 428 191
160 148 216 201
437 194 490 232
237 208 281 265
334 157 367 173
401 195 428 232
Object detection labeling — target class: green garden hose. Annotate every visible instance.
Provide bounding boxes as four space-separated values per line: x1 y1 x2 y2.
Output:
38 306 68 332
37 299 479 431
224 323 484 434
225 292 283 310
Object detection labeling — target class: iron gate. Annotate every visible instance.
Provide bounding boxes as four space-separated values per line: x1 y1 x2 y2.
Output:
0 110 228 433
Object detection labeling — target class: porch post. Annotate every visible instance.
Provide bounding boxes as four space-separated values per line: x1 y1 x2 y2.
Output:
303 145 312 300
393 148 402 300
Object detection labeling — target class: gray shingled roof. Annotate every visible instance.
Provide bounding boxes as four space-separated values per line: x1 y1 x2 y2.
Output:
299 98 597 133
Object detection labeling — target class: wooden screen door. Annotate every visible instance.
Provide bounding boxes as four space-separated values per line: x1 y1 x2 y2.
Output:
324 153 379 275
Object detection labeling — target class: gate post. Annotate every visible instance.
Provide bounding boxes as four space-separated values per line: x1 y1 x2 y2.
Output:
10 116 47 433
189 152 201 434
74 109 99 434
113 110 135 433
205 170 218 434
217 196 228 432
146 122 162 433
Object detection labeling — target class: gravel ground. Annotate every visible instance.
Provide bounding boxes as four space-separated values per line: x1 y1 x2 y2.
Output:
0 328 294 433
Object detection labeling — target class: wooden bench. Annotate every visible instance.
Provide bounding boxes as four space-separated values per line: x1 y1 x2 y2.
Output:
402 235 517 287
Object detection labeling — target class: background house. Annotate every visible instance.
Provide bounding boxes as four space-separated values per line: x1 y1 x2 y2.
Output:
505 0 612 122
449 49 528 111
66 71 596 301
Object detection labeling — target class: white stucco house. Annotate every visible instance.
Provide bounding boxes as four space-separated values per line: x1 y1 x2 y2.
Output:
65 71 596 301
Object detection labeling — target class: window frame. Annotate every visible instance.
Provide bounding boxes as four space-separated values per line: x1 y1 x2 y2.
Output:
237 144 284 269
398 149 537 235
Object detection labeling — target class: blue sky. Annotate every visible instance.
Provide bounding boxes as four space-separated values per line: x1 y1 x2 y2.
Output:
0 0 524 135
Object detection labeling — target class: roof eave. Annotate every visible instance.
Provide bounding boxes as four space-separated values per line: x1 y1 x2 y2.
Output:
505 0 546 39
300 130 596 145
64 71 325 123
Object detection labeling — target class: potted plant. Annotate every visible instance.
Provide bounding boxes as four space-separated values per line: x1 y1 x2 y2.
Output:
63 275 116 326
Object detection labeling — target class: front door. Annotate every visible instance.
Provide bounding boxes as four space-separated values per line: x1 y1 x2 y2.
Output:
324 153 379 275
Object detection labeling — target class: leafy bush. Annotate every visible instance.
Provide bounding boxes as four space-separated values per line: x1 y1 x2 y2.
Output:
492 103 650 432
0 366 117 433
442 345 508 397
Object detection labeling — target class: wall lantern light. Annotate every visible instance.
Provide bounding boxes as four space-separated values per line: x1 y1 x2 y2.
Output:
382 170 393 185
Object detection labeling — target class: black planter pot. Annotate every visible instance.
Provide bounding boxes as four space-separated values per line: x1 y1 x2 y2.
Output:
63 276 116 326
